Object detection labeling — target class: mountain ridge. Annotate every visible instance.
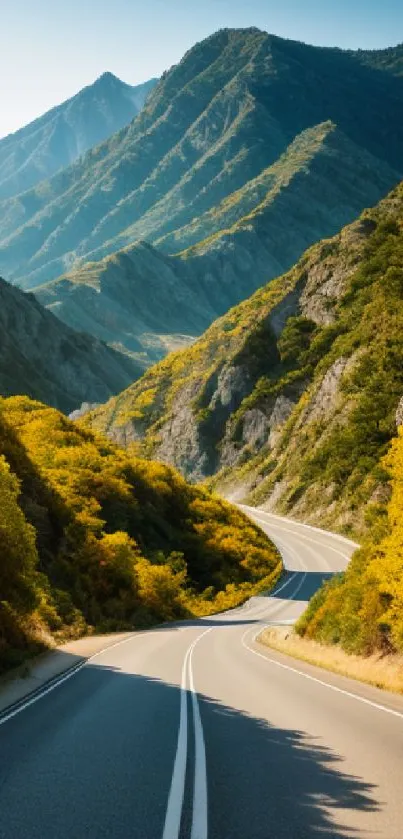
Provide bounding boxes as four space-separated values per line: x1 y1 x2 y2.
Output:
0 74 157 200
33 120 399 364
85 181 403 540
1 27 402 291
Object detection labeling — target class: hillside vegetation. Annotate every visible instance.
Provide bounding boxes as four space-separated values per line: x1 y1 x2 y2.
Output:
0 276 143 413
34 121 399 363
296 427 403 656
0 397 280 673
0 28 402 296
0 74 156 199
87 182 403 539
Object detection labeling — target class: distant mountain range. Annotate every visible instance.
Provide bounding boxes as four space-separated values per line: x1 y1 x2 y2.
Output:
0 28 401 368
86 180 403 540
0 73 157 199
0 275 143 413
32 119 398 364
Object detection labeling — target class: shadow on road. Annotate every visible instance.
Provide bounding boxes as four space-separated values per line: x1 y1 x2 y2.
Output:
0 655 378 839
269 571 337 601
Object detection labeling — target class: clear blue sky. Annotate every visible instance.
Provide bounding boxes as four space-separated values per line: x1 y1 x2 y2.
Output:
1 0 402 138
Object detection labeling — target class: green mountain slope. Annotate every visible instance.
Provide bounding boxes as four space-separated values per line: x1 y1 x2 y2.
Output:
296 421 403 656
354 43 403 76
34 122 398 363
0 396 280 671
0 276 143 414
0 74 157 199
0 28 402 291
86 182 403 540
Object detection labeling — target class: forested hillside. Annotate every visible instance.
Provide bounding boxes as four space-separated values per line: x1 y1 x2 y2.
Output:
297 423 403 655
0 397 280 672
34 121 398 363
87 182 403 539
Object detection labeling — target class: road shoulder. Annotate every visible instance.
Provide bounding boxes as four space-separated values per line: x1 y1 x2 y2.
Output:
0 632 134 717
257 625 403 701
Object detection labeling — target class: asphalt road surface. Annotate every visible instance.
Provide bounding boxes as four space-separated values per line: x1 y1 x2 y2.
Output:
1 508 402 839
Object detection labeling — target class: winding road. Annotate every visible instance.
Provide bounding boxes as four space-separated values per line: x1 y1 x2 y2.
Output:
1 508 403 838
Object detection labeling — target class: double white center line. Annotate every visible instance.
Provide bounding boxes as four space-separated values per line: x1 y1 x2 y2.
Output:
162 627 212 839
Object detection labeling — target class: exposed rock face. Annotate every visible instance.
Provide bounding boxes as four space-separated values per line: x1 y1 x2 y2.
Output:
156 381 208 480
69 402 101 421
397 398 403 427
303 359 349 423
0 277 142 414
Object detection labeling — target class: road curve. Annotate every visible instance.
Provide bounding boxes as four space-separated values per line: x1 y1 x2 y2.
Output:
1 510 402 839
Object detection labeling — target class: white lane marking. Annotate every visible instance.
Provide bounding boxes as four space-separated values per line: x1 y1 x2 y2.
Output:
239 505 359 548
273 534 309 572
0 633 142 727
189 637 209 839
245 571 308 622
162 628 212 839
241 627 403 721
249 512 351 567
216 571 299 618
270 572 298 597
275 530 334 574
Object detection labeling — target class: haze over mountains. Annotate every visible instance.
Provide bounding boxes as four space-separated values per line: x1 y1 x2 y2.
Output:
0 28 402 401
0 73 157 200
0 276 142 413
0 28 400 368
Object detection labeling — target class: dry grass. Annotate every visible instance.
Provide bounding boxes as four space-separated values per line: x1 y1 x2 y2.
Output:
259 627 403 694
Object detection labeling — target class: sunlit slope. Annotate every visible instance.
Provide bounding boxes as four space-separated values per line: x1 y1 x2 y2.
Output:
0 396 280 671
86 182 403 538
297 424 403 656
34 122 398 363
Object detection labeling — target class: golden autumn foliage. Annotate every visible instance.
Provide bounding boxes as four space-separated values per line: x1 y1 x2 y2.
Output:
0 396 280 671
297 429 403 655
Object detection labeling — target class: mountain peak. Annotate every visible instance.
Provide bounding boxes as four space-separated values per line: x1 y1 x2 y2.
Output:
95 71 122 86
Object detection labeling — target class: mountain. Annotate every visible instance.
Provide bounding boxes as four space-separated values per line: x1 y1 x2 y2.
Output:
86 182 403 540
0 74 157 199
0 395 280 671
34 120 398 363
0 275 144 413
354 43 403 76
0 28 402 293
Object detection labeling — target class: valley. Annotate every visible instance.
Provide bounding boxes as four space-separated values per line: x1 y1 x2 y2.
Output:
1 16 403 839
